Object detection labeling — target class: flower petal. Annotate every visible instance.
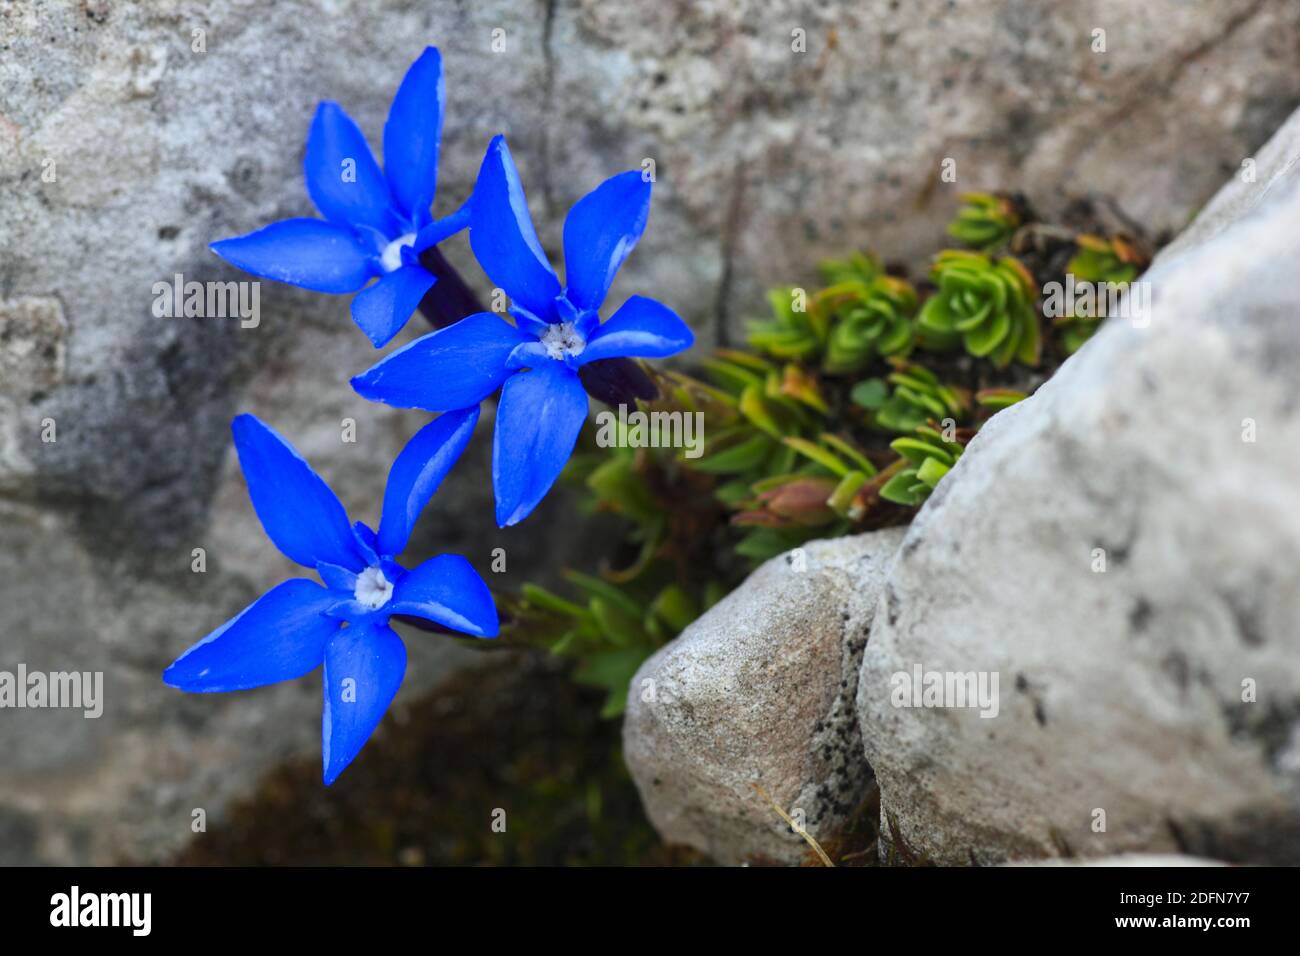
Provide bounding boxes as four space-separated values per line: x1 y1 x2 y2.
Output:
469 135 561 318
305 102 398 235
351 311 530 411
163 579 339 692
383 46 444 227
492 360 588 527
562 170 652 311
376 406 480 558
231 414 365 571
577 295 694 365
350 263 437 347
210 218 375 293
321 620 407 785
389 554 499 637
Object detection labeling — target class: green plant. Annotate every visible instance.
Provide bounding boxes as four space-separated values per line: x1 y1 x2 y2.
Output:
503 570 719 717
746 286 827 361
818 257 918 374
878 424 968 507
1055 233 1147 353
851 361 970 433
747 253 918 374
499 190 1158 719
916 250 1041 367
946 191 1021 250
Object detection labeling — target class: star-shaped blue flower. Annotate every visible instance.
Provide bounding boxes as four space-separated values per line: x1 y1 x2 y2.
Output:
351 135 695 527
210 47 466 348
163 409 496 785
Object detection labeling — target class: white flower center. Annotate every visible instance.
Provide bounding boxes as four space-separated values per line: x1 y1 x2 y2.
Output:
353 566 393 609
379 233 417 273
539 321 586 360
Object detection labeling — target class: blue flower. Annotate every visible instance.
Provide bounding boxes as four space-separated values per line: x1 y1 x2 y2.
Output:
351 135 695 527
210 47 466 348
163 409 497 785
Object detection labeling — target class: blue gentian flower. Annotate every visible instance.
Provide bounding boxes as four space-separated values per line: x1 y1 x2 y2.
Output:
211 47 466 348
352 135 695 527
163 409 496 785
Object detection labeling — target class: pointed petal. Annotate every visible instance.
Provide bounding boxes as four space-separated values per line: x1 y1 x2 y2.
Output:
321 621 407 785
562 170 652 311
383 47 444 226
351 311 529 411
315 561 359 593
350 264 437 347
376 407 480 558
210 219 375 293
352 522 380 565
231 414 365 571
305 102 398 234
163 579 339 692
492 360 588 527
577 295 694 365
469 136 561 318
389 554 498 637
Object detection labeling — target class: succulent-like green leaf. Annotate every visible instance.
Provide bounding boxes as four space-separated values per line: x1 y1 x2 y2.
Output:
946 192 1021 251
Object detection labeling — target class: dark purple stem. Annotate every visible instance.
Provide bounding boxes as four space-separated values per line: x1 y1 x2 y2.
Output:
417 245 487 328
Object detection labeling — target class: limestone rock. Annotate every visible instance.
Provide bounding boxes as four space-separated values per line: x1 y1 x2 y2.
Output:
624 529 905 865
857 109 1300 866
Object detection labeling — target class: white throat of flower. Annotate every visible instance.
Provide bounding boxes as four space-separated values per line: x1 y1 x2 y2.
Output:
380 233 417 273
539 321 586 360
353 566 394 609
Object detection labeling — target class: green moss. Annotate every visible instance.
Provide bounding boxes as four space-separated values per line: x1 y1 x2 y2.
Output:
170 654 705 866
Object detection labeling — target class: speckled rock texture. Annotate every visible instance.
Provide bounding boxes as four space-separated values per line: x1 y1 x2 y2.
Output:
857 107 1300 866
2 0 1298 863
623 529 905 865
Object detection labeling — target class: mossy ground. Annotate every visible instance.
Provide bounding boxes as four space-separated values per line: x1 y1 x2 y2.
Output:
172 652 704 866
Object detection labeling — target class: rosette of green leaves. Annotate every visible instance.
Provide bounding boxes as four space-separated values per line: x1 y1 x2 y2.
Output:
851 362 970 433
946 192 1021 250
878 424 965 507
746 285 829 361
917 250 1041 368
1056 234 1144 353
819 251 881 288
820 272 919 374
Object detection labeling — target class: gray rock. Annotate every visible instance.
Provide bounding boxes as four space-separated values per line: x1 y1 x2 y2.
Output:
624 529 905 865
857 108 1300 866
1 0 1297 863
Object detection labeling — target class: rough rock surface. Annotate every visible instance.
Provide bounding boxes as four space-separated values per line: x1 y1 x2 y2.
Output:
1 0 1298 863
624 529 905 865
857 109 1300 866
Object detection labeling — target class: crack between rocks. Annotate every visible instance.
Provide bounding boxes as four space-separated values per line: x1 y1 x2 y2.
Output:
1062 0 1271 167
713 162 746 348
539 0 559 219
1122 0 1268 113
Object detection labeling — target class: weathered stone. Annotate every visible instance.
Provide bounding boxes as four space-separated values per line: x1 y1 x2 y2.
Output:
857 109 1300 866
624 529 905 865
2 0 1297 863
